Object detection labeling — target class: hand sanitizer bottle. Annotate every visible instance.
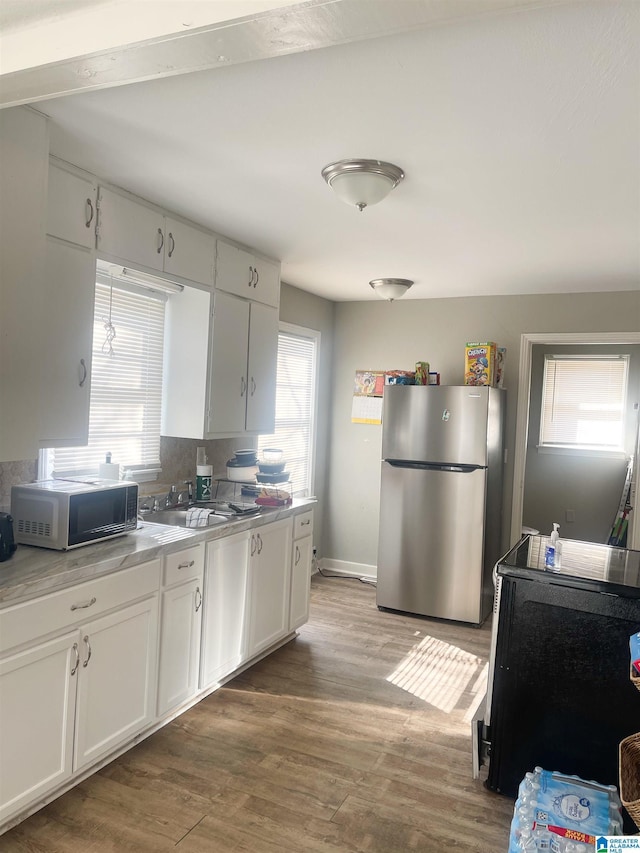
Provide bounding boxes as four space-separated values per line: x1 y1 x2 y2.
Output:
545 523 561 570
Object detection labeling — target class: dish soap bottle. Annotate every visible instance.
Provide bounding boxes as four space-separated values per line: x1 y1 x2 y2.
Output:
545 522 561 570
196 447 212 502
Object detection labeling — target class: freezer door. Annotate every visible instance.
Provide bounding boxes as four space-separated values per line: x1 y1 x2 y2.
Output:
382 385 496 466
376 461 487 623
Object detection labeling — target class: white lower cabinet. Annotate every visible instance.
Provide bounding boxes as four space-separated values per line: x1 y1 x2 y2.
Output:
74 595 159 772
247 518 293 659
0 558 161 827
290 510 314 631
0 631 78 824
157 545 205 717
200 531 250 689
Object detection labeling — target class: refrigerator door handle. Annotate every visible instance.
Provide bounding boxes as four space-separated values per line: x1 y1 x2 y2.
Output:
385 459 484 473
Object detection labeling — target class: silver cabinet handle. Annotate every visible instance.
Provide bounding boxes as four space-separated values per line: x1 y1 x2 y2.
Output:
195 586 202 612
295 544 300 566
178 560 195 570
168 232 175 258
240 376 247 398
85 198 94 228
250 376 256 397
248 266 254 287
157 227 164 254
253 267 259 288
301 519 311 526
79 358 87 387
250 534 256 557
70 642 80 676
70 596 96 611
257 533 263 554
82 635 92 668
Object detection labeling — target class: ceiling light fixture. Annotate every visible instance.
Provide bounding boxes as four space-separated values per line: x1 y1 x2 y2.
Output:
369 278 413 301
321 159 404 211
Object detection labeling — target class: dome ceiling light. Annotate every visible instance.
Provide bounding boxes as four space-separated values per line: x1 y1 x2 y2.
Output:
369 278 413 301
321 159 404 211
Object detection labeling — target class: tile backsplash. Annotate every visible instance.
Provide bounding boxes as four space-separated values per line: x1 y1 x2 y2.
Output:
0 437 257 504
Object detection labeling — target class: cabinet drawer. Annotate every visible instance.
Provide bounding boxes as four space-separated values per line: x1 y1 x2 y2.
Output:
0 559 161 654
293 511 314 540
163 544 204 587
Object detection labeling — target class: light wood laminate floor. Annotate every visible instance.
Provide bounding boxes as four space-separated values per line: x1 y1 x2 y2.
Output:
3 575 514 852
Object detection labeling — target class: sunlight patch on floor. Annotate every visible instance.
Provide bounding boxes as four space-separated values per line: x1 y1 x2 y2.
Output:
386 634 485 714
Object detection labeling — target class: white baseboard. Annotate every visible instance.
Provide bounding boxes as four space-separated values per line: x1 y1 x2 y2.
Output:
316 557 377 584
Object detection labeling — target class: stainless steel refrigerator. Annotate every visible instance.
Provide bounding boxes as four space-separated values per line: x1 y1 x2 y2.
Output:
376 385 505 625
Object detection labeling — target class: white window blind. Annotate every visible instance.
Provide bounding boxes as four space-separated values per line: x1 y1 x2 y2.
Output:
539 355 628 451
50 281 166 477
258 326 318 497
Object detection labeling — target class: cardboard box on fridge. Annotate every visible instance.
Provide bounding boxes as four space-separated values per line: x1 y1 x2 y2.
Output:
464 342 497 386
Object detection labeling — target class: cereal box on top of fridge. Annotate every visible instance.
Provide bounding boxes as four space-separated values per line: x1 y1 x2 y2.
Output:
496 347 506 388
464 342 497 386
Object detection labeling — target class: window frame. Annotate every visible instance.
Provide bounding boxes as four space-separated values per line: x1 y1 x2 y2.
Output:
537 353 629 458
40 270 170 482
258 321 320 498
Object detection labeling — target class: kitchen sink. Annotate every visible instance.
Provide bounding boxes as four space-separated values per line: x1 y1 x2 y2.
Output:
140 508 228 527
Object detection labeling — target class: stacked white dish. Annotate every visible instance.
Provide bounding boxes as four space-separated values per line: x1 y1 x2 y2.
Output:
226 449 259 482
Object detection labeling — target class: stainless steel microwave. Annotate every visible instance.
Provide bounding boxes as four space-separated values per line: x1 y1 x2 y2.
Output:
10 479 139 550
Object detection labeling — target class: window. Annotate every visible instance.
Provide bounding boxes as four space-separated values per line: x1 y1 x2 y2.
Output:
539 355 629 452
258 323 319 497
42 277 167 479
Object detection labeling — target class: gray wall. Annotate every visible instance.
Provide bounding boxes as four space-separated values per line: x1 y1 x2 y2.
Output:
322 290 640 573
523 344 640 543
279 282 335 557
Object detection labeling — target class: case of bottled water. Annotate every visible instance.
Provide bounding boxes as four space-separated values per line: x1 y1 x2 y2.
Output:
507 767 623 851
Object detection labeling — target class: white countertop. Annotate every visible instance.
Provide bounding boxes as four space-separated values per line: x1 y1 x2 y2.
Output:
0 499 314 607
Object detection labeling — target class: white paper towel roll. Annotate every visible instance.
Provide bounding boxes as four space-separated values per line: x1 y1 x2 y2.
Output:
99 462 121 480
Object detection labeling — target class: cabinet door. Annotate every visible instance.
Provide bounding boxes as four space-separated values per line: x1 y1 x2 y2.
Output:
200 531 250 688
0 106 48 463
74 595 159 771
163 217 215 286
247 518 293 658
215 240 255 300
246 302 278 434
97 187 164 271
157 578 203 717
290 534 312 631
250 257 280 308
207 290 250 435
0 631 79 825
47 161 97 249
39 236 94 447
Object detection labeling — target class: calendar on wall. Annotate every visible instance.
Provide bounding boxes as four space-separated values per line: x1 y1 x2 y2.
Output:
351 370 384 424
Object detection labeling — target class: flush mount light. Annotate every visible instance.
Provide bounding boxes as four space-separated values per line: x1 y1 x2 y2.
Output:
369 279 413 301
321 159 404 211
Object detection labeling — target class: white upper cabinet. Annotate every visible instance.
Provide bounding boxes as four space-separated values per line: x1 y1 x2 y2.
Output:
162 287 278 439
0 106 48 462
39 237 94 447
47 159 97 249
163 216 215 286
97 186 165 271
208 291 278 436
216 240 280 308
96 187 214 286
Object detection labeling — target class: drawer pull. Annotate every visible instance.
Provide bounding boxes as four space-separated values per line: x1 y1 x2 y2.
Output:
70 596 96 611
300 519 311 526
70 642 80 676
82 635 92 668
195 586 202 612
256 533 263 554
178 560 195 570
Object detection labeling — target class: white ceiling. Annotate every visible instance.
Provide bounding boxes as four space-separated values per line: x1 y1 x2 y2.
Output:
3 0 639 302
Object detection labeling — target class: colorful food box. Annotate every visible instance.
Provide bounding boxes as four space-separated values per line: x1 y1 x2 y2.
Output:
465 342 497 386
384 370 415 385
414 362 429 385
